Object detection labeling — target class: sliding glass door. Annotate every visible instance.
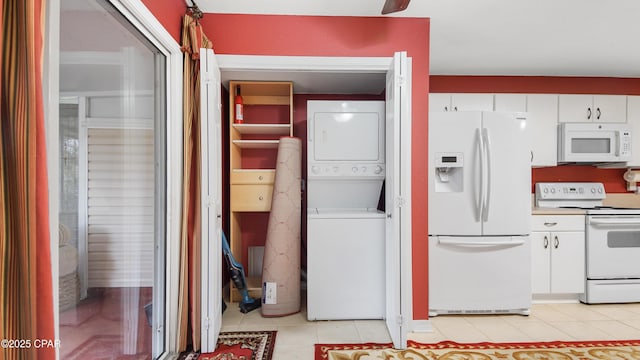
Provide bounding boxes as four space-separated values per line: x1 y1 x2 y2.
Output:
58 0 166 358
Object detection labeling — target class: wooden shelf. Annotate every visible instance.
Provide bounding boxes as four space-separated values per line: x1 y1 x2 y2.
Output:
228 80 293 303
243 95 290 105
232 140 280 149
230 276 262 302
233 123 290 135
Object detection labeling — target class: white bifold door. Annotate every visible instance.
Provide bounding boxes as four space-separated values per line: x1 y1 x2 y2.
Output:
200 48 223 352
385 51 412 349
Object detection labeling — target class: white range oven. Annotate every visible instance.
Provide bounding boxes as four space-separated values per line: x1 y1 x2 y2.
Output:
535 182 640 304
584 208 640 303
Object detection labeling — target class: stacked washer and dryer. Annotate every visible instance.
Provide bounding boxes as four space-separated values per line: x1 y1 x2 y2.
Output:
306 100 387 320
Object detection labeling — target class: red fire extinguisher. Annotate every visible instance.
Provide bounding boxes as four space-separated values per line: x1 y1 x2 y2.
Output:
234 86 244 124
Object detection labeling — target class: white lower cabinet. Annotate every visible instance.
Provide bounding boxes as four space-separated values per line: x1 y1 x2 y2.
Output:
531 215 585 296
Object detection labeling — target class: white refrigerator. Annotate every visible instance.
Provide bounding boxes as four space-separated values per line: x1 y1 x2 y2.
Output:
428 111 532 316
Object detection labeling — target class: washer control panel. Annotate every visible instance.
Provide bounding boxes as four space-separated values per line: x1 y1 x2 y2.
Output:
308 163 385 178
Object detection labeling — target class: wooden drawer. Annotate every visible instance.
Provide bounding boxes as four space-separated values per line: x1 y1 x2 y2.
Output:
532 215 585 232
231 184 273 211
230 170 275 185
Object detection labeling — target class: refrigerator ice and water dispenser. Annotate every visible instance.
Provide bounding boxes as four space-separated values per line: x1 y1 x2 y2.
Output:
434 152 463 193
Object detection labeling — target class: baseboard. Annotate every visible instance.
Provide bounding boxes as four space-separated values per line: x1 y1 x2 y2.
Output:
410 319 432 333
532 293 581 304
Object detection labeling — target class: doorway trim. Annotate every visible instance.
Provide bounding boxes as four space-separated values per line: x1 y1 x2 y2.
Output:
45 0 183 357
212 53 413 344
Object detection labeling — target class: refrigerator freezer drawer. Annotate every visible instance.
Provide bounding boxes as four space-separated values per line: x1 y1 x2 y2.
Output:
428 235 531 315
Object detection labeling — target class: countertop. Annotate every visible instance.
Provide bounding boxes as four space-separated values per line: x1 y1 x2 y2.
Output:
532 207 586 215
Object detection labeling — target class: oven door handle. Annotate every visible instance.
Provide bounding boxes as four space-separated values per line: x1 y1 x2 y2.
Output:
589 218 640 226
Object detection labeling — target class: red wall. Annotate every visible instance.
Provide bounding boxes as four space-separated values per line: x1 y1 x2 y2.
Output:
140 0 183 42
431 75 640 193
138 3 432 320
430 76 640 95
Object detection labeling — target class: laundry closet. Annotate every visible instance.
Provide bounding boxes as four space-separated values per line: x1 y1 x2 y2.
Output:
198 51 412 350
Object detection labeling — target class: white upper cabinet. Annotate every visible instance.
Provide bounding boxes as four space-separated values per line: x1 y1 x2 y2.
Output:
494 94 526 112
625 96 640 168
494 94 558 167
527 95 559 167
429 93 494 112
558 94 627 123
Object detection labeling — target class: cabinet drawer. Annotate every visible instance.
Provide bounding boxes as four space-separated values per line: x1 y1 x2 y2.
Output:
230 170 275 185
532 215 585 232
231 185 273 211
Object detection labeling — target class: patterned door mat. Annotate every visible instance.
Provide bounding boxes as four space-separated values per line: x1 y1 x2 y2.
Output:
180 330 277 360
315 339 640 360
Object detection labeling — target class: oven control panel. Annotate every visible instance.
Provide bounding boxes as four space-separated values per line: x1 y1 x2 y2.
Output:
535 182 606 208
536 182 605 200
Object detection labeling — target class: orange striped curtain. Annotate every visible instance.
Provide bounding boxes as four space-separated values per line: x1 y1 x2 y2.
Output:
0 1 55 360
177 13 212 352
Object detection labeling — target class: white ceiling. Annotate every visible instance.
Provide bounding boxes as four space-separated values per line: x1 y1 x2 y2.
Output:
195 0 640 78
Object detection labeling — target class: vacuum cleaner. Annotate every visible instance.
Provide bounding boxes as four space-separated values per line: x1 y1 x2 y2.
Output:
222 231 261 314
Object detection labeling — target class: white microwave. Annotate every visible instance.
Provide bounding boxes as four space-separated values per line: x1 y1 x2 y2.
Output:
558 123 632 163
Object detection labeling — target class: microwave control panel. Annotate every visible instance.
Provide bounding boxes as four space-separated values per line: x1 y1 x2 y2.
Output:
620 131 632 157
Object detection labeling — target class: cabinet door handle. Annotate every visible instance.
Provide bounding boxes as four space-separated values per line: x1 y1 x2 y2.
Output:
543 222 557 227
444 106 448 111
543 235 549 249
587 107 592 120
554 235 559 249
454 106 458 111
258 195 264 201
596 107 601 119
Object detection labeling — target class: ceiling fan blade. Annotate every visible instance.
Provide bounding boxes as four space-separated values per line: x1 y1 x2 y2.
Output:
381 0 410 14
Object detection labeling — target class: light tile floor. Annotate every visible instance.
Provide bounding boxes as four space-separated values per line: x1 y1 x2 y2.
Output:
221 301 640 359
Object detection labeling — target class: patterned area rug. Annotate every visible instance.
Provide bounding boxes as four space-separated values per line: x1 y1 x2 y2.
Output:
179 331 277 360
315 339 640 360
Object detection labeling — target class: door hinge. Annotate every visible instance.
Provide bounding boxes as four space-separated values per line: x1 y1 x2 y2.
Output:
202 72 215 84
397 75 406 87
207 196 216 208
204 317 211 330
397 315 404 326
395 196 405 208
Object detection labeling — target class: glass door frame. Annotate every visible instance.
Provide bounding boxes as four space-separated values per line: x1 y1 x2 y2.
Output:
44 0 184 357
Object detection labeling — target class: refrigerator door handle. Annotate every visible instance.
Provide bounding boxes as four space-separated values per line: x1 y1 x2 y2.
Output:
482 128 492 222
476 128 485 222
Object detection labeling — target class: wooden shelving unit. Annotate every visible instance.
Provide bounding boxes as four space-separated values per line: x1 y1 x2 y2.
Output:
228 80 293 302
